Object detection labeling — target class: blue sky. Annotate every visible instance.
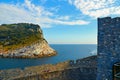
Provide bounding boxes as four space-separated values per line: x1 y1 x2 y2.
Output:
0 0 120 44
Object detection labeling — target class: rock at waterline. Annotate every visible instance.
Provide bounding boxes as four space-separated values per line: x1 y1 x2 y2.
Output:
0 23 57 58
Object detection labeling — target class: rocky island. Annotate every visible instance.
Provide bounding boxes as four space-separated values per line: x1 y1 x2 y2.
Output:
0 23 57 58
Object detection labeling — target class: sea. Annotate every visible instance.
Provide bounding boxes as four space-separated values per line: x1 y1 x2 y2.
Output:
0 44 97 70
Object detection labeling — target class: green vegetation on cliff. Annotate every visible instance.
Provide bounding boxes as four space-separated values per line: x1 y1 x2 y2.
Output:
0 23 44 51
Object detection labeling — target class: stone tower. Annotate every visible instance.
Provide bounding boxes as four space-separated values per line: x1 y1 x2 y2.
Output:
97 17 120 80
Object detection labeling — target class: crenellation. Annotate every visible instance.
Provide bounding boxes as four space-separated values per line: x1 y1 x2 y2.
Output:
112 17 120 24
69 55 97 67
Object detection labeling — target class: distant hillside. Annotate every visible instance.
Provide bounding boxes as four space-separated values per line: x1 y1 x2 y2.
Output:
0 23 56 58
0 23 43 50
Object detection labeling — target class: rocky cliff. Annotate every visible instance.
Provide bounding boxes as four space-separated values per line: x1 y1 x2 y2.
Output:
0 23 56 58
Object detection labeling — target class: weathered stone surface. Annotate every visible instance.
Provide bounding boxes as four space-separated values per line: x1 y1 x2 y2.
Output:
97 17 120 80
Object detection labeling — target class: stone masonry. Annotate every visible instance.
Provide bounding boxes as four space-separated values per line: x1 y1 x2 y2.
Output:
97 17 120 80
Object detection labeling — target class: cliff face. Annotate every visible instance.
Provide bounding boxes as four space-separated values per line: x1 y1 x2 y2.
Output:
0 23 56 58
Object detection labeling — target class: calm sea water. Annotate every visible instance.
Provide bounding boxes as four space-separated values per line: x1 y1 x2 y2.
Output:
0 44 97 70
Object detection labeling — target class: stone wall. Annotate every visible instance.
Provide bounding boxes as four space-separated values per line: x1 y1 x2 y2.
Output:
97 17 120 80
0 55 97 80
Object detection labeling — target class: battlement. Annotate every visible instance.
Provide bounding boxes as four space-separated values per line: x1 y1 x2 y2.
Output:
98 17 120 23
98 17 120 31
69 55 97 67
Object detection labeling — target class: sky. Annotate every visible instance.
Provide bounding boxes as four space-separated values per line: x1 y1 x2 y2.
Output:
0 0 120 44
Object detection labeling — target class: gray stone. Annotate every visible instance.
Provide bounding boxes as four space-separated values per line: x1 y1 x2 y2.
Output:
97 17 120 80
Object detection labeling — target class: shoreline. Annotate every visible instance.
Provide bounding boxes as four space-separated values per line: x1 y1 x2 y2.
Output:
0 51 57 59
0 55 97 80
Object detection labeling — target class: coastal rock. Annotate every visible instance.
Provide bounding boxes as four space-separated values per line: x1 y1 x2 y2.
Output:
0 23 57 58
